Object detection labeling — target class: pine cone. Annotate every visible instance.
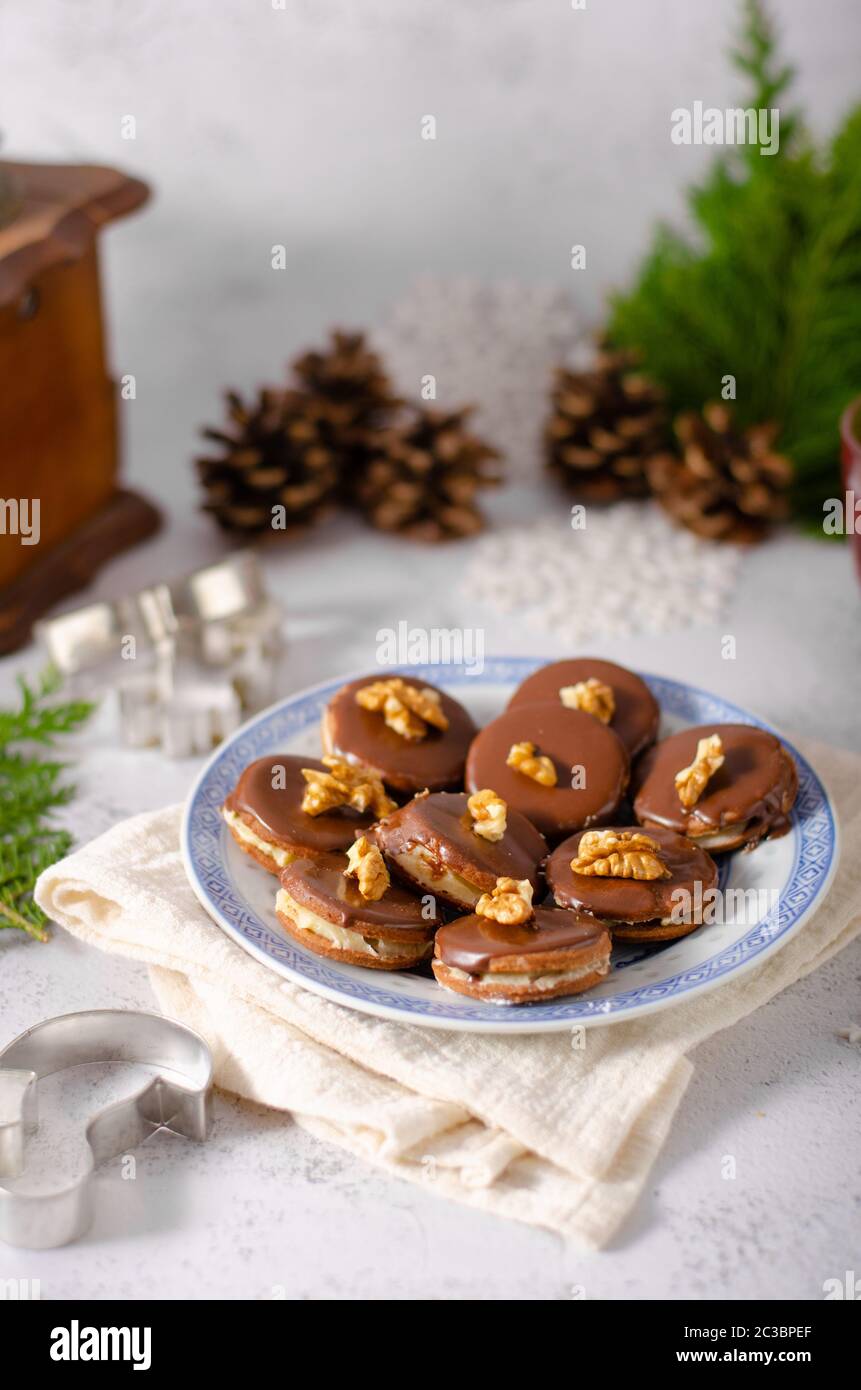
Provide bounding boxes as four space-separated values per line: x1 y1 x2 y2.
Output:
354 406 501 542
292 330 400 435
197 387 339 535
546 347 670 501
649 403 793 543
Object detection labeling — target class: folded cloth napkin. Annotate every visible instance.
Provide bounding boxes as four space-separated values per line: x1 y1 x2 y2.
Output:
35 736 860 1249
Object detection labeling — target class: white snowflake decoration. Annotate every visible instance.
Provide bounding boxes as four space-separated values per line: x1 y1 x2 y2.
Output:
464 503 742 642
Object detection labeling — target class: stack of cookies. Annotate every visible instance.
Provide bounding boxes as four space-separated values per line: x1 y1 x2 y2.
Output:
222 661 798 1006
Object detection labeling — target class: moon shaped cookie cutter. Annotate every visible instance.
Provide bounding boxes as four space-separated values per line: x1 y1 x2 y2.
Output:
0 1009 213 1249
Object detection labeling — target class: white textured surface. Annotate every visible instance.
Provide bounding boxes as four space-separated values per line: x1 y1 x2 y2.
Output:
0 520 860 1299
465 504 742 640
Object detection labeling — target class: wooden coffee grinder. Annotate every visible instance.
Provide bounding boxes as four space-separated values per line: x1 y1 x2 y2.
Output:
0 159 161 653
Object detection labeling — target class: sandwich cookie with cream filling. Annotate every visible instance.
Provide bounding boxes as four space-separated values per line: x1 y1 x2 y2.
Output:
465 701 629 842
321 673 477 795
432 877 611 1004
547 825 719 942
222 754 393 874
276 839 440 970
372 788 547 910
507 657 659 759
634 725 798 851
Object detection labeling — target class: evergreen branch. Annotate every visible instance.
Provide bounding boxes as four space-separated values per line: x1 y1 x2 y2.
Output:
0 669 94 940
608 0 861 528
0 668 93 746
730 0 799 155
0 753 75 834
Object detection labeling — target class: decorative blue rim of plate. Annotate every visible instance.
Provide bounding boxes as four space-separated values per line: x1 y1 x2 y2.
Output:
182 660 838 1024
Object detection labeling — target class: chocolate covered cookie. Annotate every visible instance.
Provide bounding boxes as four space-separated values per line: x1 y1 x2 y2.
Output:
222 754 389 874
634 724 798 851
433 904 611 1004
465 702 629 842
321 673 477 795
547 825 718 942
373 789 547 909
276 842 440 970
508 657 659 758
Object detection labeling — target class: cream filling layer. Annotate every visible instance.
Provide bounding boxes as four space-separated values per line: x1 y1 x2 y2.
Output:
391 846 481 906
689 824 750 850
441 960 606 991
275 888 426 961
642 816 750 851
223 808 296 867
609 915 696 927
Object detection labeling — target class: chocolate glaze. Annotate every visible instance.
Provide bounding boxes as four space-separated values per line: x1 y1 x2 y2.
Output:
634 724 798 844
508 658 659 758
465 702 629 842
280 853 439 936
373 791 547 891
225 754 374 853
547 826 718 924
435 906 607 974
323 674 477 794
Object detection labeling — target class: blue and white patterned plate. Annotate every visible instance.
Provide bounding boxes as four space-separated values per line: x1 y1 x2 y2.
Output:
181 661 839 1034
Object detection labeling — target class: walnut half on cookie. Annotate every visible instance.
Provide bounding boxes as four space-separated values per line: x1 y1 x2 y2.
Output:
559 678 615 725
344 836 390 901
467 788 507 841
301 757 395 818
674 734 724 809
355 678 449 740
505 741 557 787
475 876 534 925
570 828 671 880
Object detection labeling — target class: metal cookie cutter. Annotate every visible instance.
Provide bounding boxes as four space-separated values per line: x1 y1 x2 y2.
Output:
0 1010 213 1249
35 549 284 756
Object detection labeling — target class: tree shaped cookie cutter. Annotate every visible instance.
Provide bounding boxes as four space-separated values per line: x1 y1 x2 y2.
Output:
0 1010 213 1249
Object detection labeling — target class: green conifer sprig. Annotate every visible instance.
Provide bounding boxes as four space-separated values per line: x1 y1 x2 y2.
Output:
608 0 861 529
0 668 94 941
730 0 798 157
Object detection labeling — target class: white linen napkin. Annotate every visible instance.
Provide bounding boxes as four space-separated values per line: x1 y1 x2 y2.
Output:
34 736 860 1249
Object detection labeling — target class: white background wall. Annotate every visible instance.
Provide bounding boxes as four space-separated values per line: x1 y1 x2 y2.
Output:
3 0 860 507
